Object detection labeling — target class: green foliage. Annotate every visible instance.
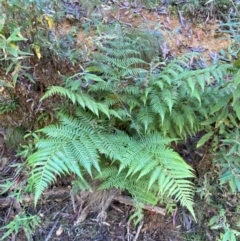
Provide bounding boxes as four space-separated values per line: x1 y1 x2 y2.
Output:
196 174 216 204
178 0 232 17
43 46 230 141
88 27 231 138
198 65 240 193
182 231 206 241
27 108 195 216
0 95 18 114
41 72 111 117
90 25 157 79
26 23 236 222
214 130 240 193
0 212 41 241
0 0 81 86
5 126 26 150
128 203 144 226
0 17 32 85
209 209 240 241
140 0 162 9
182 0 200 15
1 0 240 239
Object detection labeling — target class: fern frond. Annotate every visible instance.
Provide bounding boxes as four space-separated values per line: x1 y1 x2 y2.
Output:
27 113 102 205
162 89 178 113
98 133 195 212
149 90 167 123
95 132 195 213
97 167 158 204
137 106 157 132
40 85 113 117
40 86 76 103
28 106 195 215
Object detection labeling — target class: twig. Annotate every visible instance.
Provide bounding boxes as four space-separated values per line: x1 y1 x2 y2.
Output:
178 10 187 27
110 203 124 213
0 188 165 216
133 220 144 241
0 144 5 161
126 221 133 241
74 206 89 226
45 217 60 241
45 205 67 241
70 190 76 213
230 0 240 18
114 194 165 216
0 187 70 209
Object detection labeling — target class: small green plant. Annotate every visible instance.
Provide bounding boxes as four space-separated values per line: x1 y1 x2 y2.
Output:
0 212 41 241
182 231 206 241
196 174 216 204
128 202 144 226
214 130 240 193
182 0 200 15
0 18 32 85
209 209 240 241
17 131 39 158
179 0 232 18
0 96 19 114
0 0 80 86
129 0 161 9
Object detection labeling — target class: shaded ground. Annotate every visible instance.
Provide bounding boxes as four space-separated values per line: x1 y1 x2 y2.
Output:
0 1 239 241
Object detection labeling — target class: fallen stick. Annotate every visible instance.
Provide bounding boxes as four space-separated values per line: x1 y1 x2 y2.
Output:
133 220 144 241
114 194 165 216
0 187 165 216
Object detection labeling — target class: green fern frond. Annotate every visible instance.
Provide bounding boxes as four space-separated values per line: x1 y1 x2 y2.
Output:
149 90 167 123
137 106 157 132
27 113 102 205
95 132 195 213
97 167 158 204
162 89 178 113
111 133 195 211
40 86 76 103
180 105 195 128
40 85 113 117
120 86 142 95
28 106 195 215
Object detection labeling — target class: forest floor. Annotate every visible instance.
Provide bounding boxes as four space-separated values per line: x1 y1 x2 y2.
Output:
0 1 239 241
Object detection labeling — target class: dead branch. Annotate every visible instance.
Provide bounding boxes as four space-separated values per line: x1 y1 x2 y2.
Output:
114 194 165 216
0 187 165 217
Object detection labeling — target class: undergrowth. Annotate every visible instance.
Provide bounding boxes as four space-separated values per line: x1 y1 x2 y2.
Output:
26 22 236 218
1 0 240 240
